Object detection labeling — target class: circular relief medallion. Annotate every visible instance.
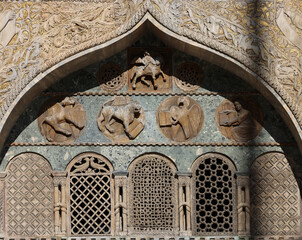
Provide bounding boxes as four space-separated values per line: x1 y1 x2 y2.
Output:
97 96 145 142
157 96 204 142
174 62 203 92
38 97 86 143
215 98 263 142
98 63 125 92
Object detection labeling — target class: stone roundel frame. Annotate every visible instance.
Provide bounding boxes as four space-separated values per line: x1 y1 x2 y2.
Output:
0 12 302 157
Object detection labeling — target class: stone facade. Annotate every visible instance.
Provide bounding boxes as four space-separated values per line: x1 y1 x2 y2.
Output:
0 1 302 240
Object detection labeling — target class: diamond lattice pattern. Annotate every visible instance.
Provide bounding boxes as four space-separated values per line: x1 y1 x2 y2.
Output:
250 152 300 235
69 156 111 235
6 153 53 237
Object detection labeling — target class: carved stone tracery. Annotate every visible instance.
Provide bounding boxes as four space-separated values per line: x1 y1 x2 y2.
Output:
68 153 113 235
98 63 126 92
192 154 237 235
128 154 177 234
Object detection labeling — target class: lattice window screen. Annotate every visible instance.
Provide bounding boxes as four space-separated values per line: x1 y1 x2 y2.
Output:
6 153 54 237
128 154 177 234
250 152 300 235
192 154 236 235
68 154 113 235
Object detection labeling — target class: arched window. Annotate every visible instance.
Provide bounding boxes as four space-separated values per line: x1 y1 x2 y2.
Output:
6 153 54 238
128 154 177 234
250 152 300 236
67 153 113 235
191 153 237 235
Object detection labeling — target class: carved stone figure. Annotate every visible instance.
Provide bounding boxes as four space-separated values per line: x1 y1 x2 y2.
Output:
38 97 86 143
215 98 263 142
0 10 16 48
97 96 145 141
157 96 203 142
128 48 172 92
130 51 165 90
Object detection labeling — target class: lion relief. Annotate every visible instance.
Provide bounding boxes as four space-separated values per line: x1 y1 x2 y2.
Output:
97 96 145 141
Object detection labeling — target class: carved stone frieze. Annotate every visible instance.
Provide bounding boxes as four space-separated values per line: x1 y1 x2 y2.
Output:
98 63 126 92
0 2 40 113
38 97 86 143
215 98 263 142
128 48 172 92
157 96 204 142
97 96 145 142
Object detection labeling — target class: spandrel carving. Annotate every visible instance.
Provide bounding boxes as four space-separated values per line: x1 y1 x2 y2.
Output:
174 62 203 92
97 96 145 142
215 98 263 142
38 97 86 143
98 63 126 92
128 48 172 92
157 96 204 142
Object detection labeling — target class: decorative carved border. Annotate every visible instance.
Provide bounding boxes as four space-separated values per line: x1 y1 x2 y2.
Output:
8 142 297 147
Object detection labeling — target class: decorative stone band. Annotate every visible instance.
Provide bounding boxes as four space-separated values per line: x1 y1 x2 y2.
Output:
4 236 301 240
8 141 297 147
41 91 261 97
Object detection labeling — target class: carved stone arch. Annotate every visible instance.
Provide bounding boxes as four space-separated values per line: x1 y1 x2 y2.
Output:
191 152 237 235
250 151 301 236
66 152 114 236
128 153 178 235
5 152 54 238
1 12 302 158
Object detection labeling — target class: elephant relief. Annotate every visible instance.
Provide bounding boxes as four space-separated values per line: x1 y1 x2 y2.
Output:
157 96 204 142
97 96 145 141
128 49 172 92
38 97 86 143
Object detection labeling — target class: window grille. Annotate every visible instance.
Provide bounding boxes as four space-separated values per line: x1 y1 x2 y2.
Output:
128 154 177 234
192 154 236 235
68 153 113 235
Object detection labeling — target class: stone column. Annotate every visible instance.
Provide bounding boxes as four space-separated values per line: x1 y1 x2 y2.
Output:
237 174 250 235
52 171 67 237
0 172 6 239
113 171 128 235
177 172 192 235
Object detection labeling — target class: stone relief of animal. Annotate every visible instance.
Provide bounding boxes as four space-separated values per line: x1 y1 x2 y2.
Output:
40 97 85 141
130 52 166 90
98 102 142 136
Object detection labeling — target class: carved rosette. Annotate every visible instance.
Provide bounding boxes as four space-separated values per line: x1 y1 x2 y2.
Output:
174 62 203 92
127 48 172 92
157 96 204 142
97 96 145 142
98 63 126 92
38 97 86 143
215 98 263 142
